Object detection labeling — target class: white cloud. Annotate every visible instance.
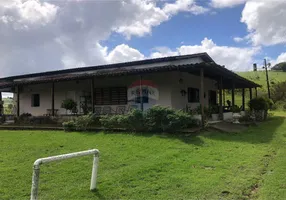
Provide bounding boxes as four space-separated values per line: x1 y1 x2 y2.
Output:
115 0 209 39
276 52 286 63
0 0 58 28
233 37 244 43
150 47 179 58
211 0 286 46
163 0 209 15
241 0 286 46
105 44 145 63
151 38 260 71
271 52 286 66
210 0 246 8
0 0 208 78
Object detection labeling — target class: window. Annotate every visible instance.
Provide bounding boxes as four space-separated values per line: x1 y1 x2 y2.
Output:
95 87 127 105
188 87 199 103
31 94 40 107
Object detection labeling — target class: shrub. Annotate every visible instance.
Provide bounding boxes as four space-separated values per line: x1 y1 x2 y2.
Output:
100 115 123 129
74 114 94 131
99 106 196 133
231 105 241 113
123 109 145 131
248 97 273 121
283 104 286 111
61 99 77 114
145 106 194 132
209 105 219 114
99 109 145 131
62 121 76 132
248 97 270 111
272 100 286 110
194 105 210 116
16 113 32 124
0 115 6 124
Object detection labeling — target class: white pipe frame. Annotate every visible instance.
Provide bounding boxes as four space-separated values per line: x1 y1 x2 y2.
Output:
30 149 99 200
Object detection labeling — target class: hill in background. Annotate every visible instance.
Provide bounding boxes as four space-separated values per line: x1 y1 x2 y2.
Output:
238 70 286 93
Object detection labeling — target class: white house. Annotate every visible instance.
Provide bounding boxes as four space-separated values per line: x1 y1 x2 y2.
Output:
0 53 259 120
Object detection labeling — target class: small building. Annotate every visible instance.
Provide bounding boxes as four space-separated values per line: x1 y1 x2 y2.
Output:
0 53 259 120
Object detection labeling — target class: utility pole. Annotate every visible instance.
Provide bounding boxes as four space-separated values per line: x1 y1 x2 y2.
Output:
264 58 271 99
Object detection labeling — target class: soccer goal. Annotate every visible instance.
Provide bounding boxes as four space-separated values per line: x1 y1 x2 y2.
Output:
30 149 100 200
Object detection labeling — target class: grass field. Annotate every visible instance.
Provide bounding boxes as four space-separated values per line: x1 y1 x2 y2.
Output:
238 71 286 92
222 71 286 108
1 115 286 199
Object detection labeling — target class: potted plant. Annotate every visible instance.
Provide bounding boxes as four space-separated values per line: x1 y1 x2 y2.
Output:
210 105 219 121
231 105 241 123
231 105 241 115
61 99 78 115
193 105 209 121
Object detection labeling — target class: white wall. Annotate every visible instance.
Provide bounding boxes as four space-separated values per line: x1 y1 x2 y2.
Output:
171 72 218 110
16 72 174 116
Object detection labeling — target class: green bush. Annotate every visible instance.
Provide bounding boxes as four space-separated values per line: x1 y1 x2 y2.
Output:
209 105 219 114
16 113 32 124
61 99 77 114
99 106 196 133
100 109 145 131
194 105 210 116
0 115 6 124
123 109 145 131
248 97 270 111
231 105 241 113
100 115 122 129
74 114 94 131
145 105 194 132
272 100 286 110
62 121 76 132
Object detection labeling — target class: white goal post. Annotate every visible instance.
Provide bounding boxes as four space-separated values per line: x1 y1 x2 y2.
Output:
30 149 100 200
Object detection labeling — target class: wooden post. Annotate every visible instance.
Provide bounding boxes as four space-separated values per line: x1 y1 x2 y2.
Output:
218 77 223 120
91 78 95 113
17 86 20 117
255 87 258 97
0 92 2 115
200 68 205 126
51 82 55 116
139 75 144 111
249 88 253 100
223 89 225 106
231 82 235 108
242 88 245 111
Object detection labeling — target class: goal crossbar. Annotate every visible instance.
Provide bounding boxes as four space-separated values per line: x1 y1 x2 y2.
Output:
30 149 100 200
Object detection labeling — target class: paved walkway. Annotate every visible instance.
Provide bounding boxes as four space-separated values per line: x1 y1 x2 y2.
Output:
208 121 248 133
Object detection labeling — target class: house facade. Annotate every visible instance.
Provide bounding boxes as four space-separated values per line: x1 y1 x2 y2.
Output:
0 53 260 119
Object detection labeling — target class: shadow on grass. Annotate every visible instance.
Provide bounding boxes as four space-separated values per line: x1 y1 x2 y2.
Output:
91 189 107 200
81 129 206 146
80 117 284 146
202 116 285 144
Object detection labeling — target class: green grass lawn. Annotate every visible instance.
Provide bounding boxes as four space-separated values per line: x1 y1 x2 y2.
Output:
1 116 286 200
238 71 286 92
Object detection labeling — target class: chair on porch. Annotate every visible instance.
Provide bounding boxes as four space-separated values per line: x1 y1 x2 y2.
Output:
45 109 59 116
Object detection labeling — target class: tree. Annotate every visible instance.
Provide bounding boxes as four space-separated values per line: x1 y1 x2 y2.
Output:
271 81 286 102
272 62 286 72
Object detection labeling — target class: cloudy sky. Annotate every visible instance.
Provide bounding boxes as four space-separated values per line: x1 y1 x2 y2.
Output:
0 0 286 79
